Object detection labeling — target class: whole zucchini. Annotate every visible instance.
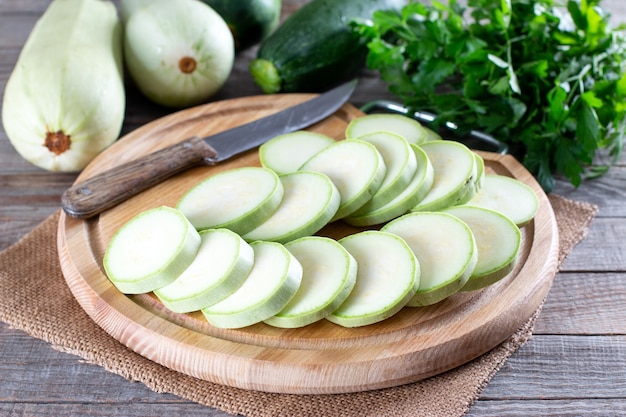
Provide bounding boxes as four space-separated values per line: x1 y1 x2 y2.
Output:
2 0 124 172
249 0 404 93
202 0 282 51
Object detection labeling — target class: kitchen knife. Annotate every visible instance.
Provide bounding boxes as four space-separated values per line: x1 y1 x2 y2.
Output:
61 79 358 219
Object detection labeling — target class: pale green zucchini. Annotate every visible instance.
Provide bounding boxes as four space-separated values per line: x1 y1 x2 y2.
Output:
259 131 336 175
201 241 303 328
103 206 201 294
243 171 340 243
411 141 477 212
442 205 521 291
467 174 539 227
176 166 283 235
299 139 386 220
328 231 420 327
382 211 477 306
264 236 357 328
2 0 125 172
345 143 434 226
345 113 429 145
154 228 255 313
351 131 418 211
121 0 234 108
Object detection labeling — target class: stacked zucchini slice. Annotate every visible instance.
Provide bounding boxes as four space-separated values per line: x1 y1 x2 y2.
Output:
104 114 539 328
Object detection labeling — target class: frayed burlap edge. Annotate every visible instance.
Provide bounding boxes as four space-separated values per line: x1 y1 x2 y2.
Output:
0 194 598 417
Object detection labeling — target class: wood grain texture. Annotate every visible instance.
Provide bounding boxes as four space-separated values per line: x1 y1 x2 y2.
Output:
1 0 625 415
56 95 558 394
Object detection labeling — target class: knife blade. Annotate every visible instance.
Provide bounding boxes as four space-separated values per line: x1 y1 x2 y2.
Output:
61 79 358 219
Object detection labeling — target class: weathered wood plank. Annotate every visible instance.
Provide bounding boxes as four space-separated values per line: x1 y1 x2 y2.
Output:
559 218 626 272
535 272 626 335
0 404 236 417
478 335 626 400
468 399 626 417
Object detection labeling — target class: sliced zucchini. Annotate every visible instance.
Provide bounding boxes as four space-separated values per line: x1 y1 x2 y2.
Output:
154 228 254 313
264 236 357 328
351 131 417 211
242 171 340 244
259 130 335 175
467 174 539 227
103 206 201 294
442 205 521 291
299 139 386 220
382 211 477 306
345 143 434 226
345 113 429 145
176 166 283 234
411 140 476 212
456 152 485 206
328 231 420 327
201 241 302 328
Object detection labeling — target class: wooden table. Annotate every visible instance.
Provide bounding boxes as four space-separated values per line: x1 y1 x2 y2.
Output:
1 0 625 415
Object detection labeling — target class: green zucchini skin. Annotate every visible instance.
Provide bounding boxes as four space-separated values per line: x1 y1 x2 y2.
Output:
202 0 282 51
250 0 405 93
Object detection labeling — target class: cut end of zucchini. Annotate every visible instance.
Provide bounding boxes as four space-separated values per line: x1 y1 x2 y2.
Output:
153 228 255 313
265 236 357 328
443 205 521 292
201 241 303 329
329 231 419 328
382 211 477 306
103 206 201 294
249 58 282 94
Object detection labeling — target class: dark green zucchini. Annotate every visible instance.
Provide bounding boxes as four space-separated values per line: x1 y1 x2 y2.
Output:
250 0 404 93
202 0 282 51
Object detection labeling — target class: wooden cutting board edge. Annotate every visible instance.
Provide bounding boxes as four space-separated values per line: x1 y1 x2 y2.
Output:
57 95 560 394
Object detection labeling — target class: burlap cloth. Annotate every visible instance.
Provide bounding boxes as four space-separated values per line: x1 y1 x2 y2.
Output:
0 194 598 417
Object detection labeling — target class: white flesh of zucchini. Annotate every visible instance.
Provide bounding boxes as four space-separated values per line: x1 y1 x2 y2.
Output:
103 206 201 294
176 166 283 235
153 228 254 313
259 130 335 175
382 211 477 306
242 171 340 244
411 141 477 212
457 153 485 206
467 174 539 226
201 241 302 329
264 236 357 328
345 143 434 226
328 231 420 327
350 131 417 211
299 139 386 220
442 205 521 291
345 114 429 145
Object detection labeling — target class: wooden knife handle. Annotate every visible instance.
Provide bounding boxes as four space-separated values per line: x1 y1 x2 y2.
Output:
61 136 217 219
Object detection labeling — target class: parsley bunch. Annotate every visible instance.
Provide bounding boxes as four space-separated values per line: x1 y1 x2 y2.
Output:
355 0 626 191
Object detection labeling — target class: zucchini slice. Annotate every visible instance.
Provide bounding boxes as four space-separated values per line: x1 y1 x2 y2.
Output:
265 236 357 328
467 174 539 227
442 205 521 291
382 211 477 306
154 228 254 313
328 231 420 328
259 130 335 175
345 143 434 226
243 171 340 244
411 140 477 212
103 206 201 294
351 131 418 211
299 139 386 220
201 241 303 328
176 166 283 234
345 113 429 145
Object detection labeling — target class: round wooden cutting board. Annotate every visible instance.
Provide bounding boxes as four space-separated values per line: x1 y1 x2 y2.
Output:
57 93 559 395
